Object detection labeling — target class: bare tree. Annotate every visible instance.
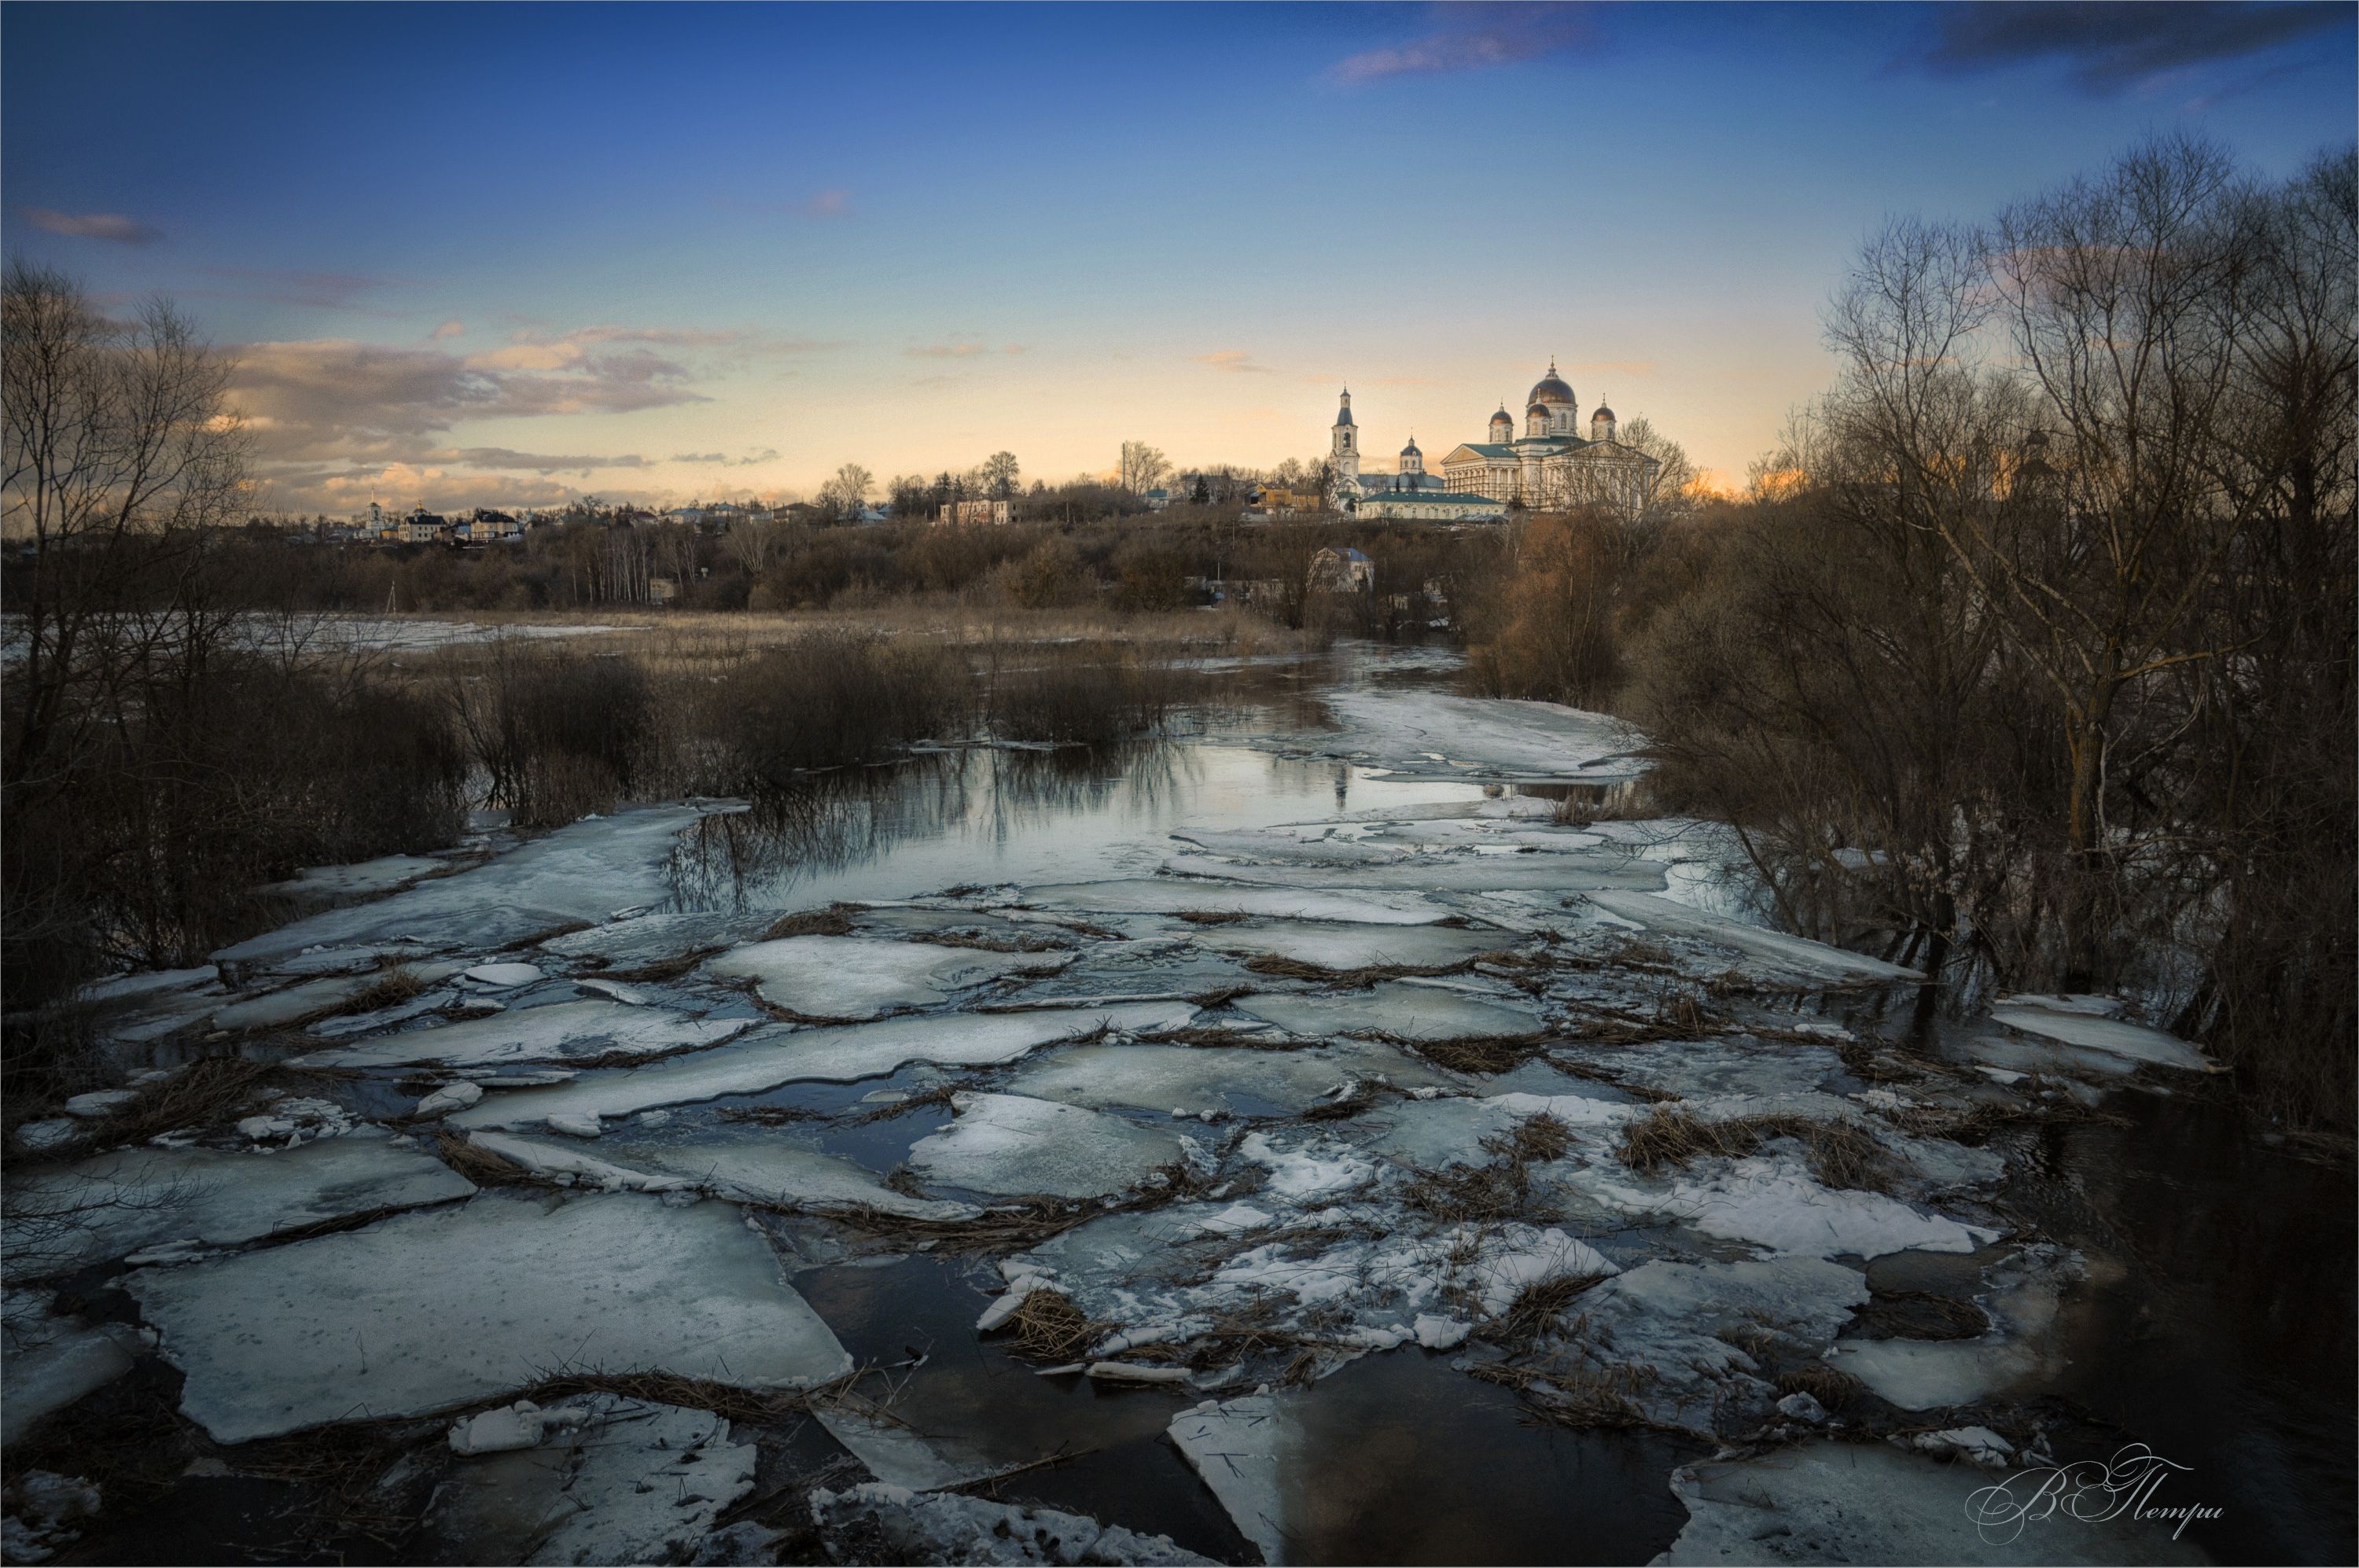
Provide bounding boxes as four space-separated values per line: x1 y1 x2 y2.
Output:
981 451 1021 499
819 462 874 522
1117 440 1170 495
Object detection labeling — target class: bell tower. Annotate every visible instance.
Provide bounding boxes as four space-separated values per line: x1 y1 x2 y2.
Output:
1330 389 1360 491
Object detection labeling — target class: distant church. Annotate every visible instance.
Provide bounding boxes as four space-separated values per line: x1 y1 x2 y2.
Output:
1330 363 1660 520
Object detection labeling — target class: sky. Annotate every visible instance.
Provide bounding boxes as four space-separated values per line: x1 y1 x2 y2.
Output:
4 2 2352 514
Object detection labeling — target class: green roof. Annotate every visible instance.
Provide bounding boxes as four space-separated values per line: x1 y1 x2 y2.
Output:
1358 491 1504 507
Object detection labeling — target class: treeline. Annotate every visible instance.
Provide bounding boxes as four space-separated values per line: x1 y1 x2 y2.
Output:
1460 137 2357 1131
13 510 1480 635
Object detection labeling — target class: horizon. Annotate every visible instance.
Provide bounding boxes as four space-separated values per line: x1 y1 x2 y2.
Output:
4 0 2352 515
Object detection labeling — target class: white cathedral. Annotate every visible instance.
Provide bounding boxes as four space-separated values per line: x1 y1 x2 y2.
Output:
1329 363 1661 521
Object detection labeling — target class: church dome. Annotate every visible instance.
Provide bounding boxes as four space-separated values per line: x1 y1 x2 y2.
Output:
1528 362 1576 406
1526 403 1551 421
1591 403 1615 422
1400 437 1421 457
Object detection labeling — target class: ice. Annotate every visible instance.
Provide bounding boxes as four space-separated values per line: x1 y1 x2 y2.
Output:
60 1090 139 1119
263 853 446 902
77 966 216 1004
447 1003 1198 1130
1654 1441 2201 1565
806 1482 1214 1566
1584 890 1923 982
291 999 752 1069
12 1120 78 1154
462 962 546 988
1911 1426 2016 1466
415 1082 485 1117
1964 1033 2138 1079
1827 1258 2070 1411
1269 689 1647 783
704 935 1073 1019
1233 982 1542 1041
304 988 458 1038
7 1126 477 1277
1360 1091 1634 1172
906 1093 1189 1200
1007 1040 1458 1117
260 942 438 978
1190 920 1513 971
1 1297 139 1446
1581 1155 1997 1259
1168 1396 1297 1564
537 911 775 968
212 803 737 976
210 963 466 1031
129 1191 853 1441
470 1129 979 1222
1989 996 2217 1073
1014 879 1452 926
428 1394 756 1566
1164 853 1667 895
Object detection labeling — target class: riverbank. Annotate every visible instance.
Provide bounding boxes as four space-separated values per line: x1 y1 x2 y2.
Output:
2 651 2346 1566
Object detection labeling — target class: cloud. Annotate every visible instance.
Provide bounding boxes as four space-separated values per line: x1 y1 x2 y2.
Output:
1904 2 2348 94
225 337 710 488
805 189 851 218
19 208 165 245
671 449 781 467
425 447 650 473
431 319 466 340
1195 350 1273 374
190 267 406 311
1329 3 1596 83
510 323 846 356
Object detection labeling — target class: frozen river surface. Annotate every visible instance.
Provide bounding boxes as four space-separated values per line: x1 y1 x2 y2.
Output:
4 647 2349 1566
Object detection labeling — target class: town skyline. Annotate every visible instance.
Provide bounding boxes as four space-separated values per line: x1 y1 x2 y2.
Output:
5 1 2351 514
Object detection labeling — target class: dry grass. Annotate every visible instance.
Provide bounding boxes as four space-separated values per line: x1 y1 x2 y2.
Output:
1847 1290 1992 1341
433 1128 542 1187
342 965 428 1015
592 949 723 983
1239 955 1481 988
1402 1033 1550 1074
1479 1273 1610 1349
67 1054 348 1151
849 1084 960 1124
1616 1106 1904 1193
1301 1080 1409 1121
1774 1364 1871 1415
1174 909 1247 926
763 903 864 940
1474 1360 1658 1430
992 1289 1117 1363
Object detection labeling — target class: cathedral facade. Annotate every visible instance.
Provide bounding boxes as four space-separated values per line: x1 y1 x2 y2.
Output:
1328 364 1661 519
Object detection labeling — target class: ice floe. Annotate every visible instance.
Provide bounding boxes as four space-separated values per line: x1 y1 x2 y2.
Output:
1007 1040 1456 1117
806 1482 1213 1566
905 1093 1190 1199
469 1129 979 1222
704 934 1072 1019
1584 890 1923 983
1232 981 1543 1041
291 999 752 1069
1268 689 1647 784
212 802 738 976
447 1003 1197 1130
1011 879 1453 925
1988 996 2216 1073
6 1127 476 1277
129 1191 852 1441
1583 1154 1999 1259
1188 919 1514 971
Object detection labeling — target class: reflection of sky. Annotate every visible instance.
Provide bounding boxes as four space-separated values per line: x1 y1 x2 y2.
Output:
6 3 2350 508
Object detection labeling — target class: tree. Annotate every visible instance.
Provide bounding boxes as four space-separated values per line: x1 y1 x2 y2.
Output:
818 462 874 523
981 451 1021 499
1117 440 1169 495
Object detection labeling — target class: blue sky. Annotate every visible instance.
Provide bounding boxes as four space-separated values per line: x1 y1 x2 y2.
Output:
6 2 2351 512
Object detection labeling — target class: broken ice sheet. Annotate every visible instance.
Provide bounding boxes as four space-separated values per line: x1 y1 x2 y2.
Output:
1583 889 1923 984
446 1002 1197 1130
212 802 737 974
1988 996 2217 1073
1825 1250 2075 1410
128 1190 852 1442
1266 689 1647 784
1012 879 1454 926
425 1394 756 1567
5 1127 476 1279
703 933 1073 1019
1 1293 140 1447
1007 1040 1458 1117
806 1482 1213 1566
904 1093 1190 1200
469 1128 979 1222
208 963 467 1032
537 910 775 969
1576 1154 1999 1260
1232 981 1543 1042
1163 852 1667 895
1188 918 1514 972
289 999 752 1069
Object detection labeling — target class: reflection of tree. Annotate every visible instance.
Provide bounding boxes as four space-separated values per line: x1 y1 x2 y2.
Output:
668 754 975 909
664 741 1203 909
